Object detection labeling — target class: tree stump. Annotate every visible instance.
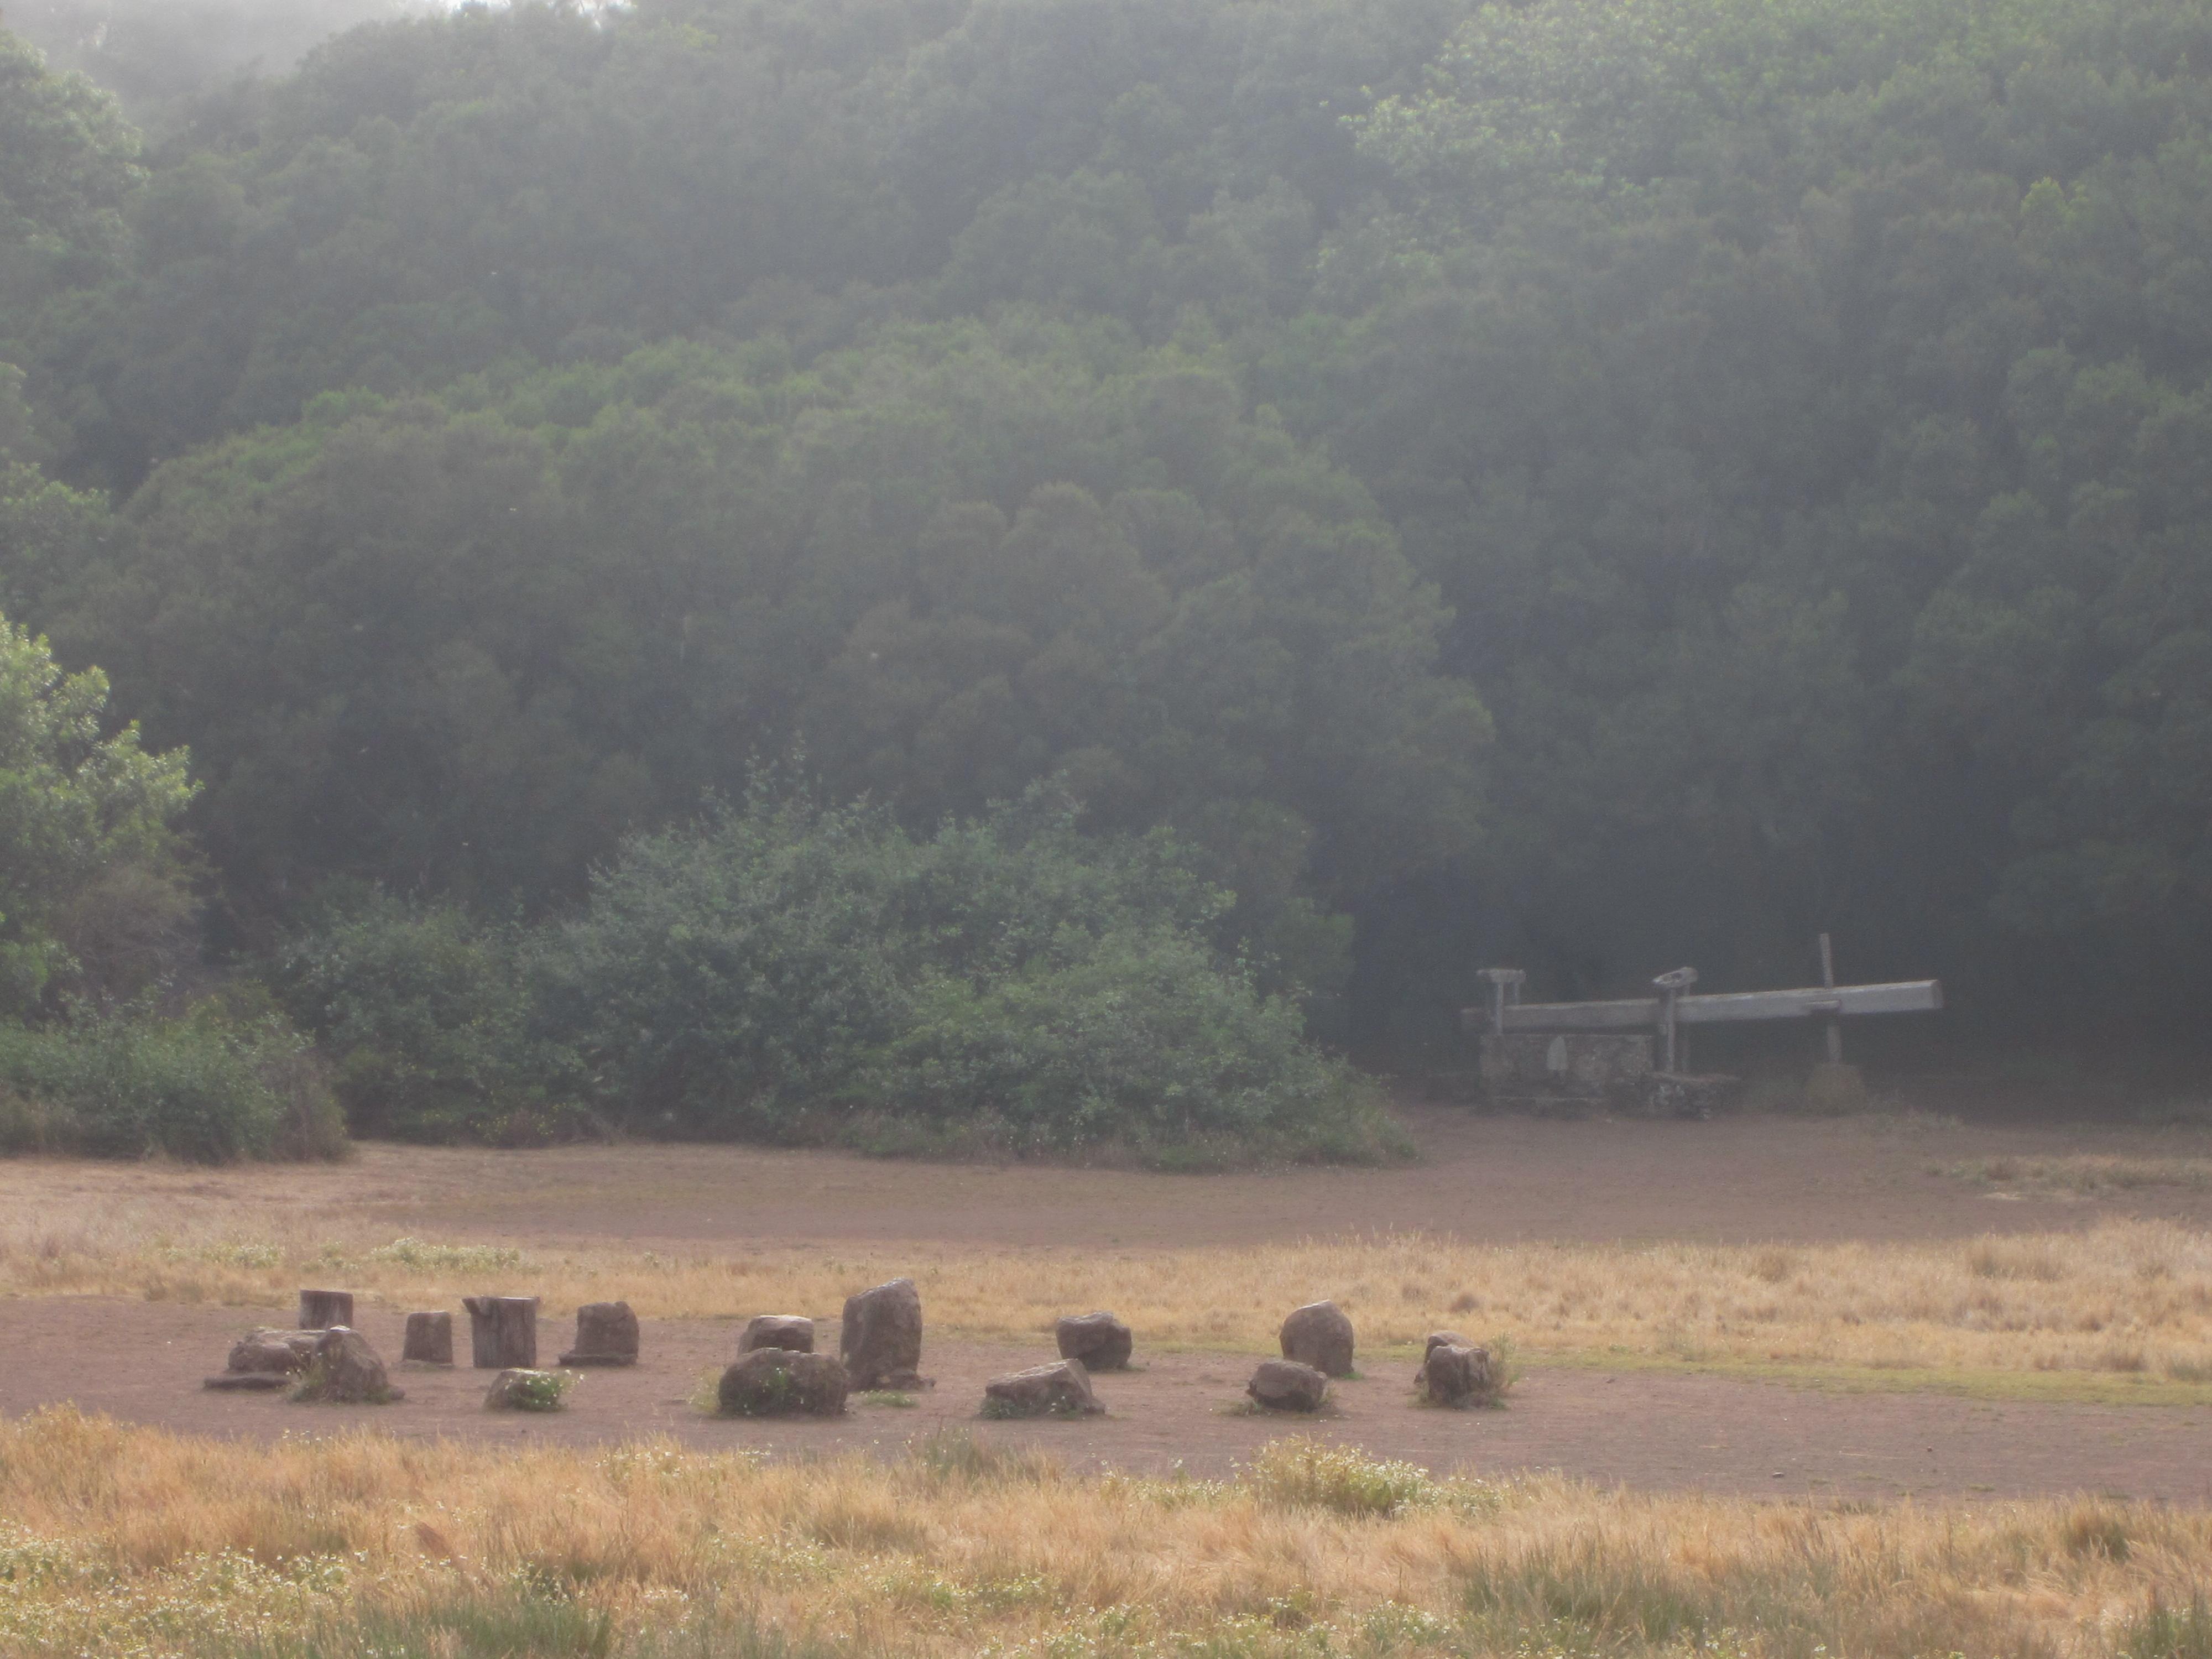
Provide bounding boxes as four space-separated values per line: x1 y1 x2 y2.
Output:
559 1301 638 1366
462 1296 538 1369
403 1311 455 1365
297 1289 354 1330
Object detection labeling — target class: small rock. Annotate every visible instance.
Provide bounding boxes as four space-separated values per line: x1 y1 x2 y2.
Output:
1055 1311 1133 1371
291 1327 403 1404
483 1368 568 1411
402 1311 455 1365
1246 1358 1329 1412
839 1277 925 1389
560 1300 639 1366
718 1348 850 1417
1417 1342 1498 1408
738 1314 816 1355
1279 1300 1356 1376
983 1359 1105 1418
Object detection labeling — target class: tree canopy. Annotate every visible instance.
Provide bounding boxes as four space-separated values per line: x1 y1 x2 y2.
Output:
0 0 2206 1051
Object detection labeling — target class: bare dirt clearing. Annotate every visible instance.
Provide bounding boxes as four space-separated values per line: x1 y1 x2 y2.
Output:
5 1297 2210 1500
6 1105 2212 1498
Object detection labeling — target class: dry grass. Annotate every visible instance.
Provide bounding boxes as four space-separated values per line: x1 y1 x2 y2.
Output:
7 1213 2212 1389
0 1407 2208 1658
1951 1155 2212 1196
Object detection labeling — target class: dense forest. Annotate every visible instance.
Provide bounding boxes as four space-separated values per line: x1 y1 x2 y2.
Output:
1 0 2207 1155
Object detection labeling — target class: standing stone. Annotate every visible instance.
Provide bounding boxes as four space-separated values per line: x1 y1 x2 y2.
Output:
839 1277 925 1389
1279 1300 1356 1376
717 1348 850 1416
738 1314 815 1355
297 1289 354 1330
403 1311 455 1365
204 1327 321 1389
1246 1358 1329 1412
560 1301 639 1366
983 1359 1104 1417
1417 1342 1498 1408
463 1296 538 1369
292 1327 402 1404
1054 1311 1133 1371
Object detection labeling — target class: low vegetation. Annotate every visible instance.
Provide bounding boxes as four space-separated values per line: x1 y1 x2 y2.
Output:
0 1410 2206 1657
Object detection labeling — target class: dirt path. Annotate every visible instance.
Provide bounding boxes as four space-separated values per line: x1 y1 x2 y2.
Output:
11 1106 2212 1255
9 1298 2209 1500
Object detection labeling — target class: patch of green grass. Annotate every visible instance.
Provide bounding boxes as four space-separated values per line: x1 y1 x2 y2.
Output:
2116 1591 2212 1659
858 1389 915 1408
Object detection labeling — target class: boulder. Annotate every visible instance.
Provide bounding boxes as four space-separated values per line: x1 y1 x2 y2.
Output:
1423 1330 1469 1359
297 1289 355 1330
1054 1311 1133 1371
560 1301 639 1366
483 1368 568 1411
463 1296 538 1369
1417 1342 1498 1408
205 1327 323 1390
983 1359 1105 1418
403 1311 455 1365
839 1277 925 1389
738 1314 816 1355
718 1348 850 1417
1246 1358 1329 1413
1278 1300 1356 1376
291 1327 402 1404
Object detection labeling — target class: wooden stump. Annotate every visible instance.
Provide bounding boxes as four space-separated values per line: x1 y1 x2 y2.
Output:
297 1289 354 1330
403 1310 455 1365
462 1296 538 1369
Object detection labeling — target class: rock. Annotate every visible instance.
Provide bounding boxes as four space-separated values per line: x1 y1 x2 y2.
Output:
223 1328 322 1375
403 1311 455 1365
296 1289 354 1329
463 1296 538 1369
483 1368 568 1411
1423 1330 1469 1358
839 1277 925 1389
1246 1358 1329 1412
291 1326 402 1404
202 1371 291 1391
560 1301 639 1366
718 1348 849 1417
738 1314 815 1355
1054 1311 1133 1370
1417 1342 1498 1408
1278 1300 1356 1376
983 1358 1104 1418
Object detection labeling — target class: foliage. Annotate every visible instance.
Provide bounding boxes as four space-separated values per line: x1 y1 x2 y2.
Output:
495 1370 576 1413
542 785 1397 1160
0 606 195 1015
1243 1437 1444 1517
0 998 347 1161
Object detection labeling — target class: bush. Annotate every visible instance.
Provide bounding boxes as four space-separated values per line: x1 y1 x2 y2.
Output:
539 786 1399 1163
274 889 575 1144
0 999 347 1162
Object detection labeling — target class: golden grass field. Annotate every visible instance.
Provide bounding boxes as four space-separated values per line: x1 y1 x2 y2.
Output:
2 1406 2209 1659
5 1119 2212 1655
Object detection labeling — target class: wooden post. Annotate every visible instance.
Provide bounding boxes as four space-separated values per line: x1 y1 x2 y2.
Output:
462 1296 538 1369
1818 933 1843 1065
298 1289 354 1330
1652 967 1697 1073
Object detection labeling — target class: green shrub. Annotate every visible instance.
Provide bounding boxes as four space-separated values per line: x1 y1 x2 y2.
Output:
540 785 1395 1162
0 1000 347 1162
275 889 575 1143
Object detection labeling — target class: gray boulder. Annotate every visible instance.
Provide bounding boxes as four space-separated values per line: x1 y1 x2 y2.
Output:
291 1327 403 1404
1278 1300 1356 1376
738 1314 816 1354
1418 1342 1499 1408
560 1301 639 1366
206 1327 320 1387
839 1277 925 1389
983 1359 1104 1418
718 1348 850 1417
1246 1358 1328 1412
1054 1311 1133 1370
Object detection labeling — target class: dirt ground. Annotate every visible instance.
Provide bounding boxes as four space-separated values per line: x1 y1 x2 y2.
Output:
6 1105 2212 1494
15 1102 2212 1253
6 1297 2210 1501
